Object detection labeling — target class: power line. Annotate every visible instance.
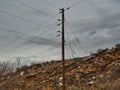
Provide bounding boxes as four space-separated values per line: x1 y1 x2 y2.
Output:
0 27 32 36
17 26 61 54
65 19 87 55
57 0 84 13
3 26 59 56
66 19 87 55
0 9 59 31
0 5 61 53
0 1 64 37
0 26 56 38
29 11 61 34
0 0 64 37
0 9 49 28
0 0 86 61
53 0 85 16
0 26 58 53
18 0 61 33
15 0 62 33
30 21 58 34
41 0 59 9
9 26 61 55
70 0 84 8
65 46 72 60
0 25 57 46
0 27 27 49
15 0 57 19
65 22 76 58
0 8 61 35
66 29 75 58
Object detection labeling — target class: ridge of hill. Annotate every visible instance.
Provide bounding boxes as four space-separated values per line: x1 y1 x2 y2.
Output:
0 44 120 90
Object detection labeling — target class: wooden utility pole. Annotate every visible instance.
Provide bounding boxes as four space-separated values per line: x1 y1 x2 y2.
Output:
61 8 65 90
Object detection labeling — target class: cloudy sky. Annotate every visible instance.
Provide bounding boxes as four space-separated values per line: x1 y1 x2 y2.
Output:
0 0 120 65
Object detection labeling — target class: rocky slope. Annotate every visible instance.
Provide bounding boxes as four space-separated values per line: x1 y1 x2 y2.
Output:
0 44 120 90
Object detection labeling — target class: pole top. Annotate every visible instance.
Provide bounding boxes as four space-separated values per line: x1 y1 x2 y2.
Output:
59 8 64 10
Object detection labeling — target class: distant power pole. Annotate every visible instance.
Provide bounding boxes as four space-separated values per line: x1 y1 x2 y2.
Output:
60 8 65 90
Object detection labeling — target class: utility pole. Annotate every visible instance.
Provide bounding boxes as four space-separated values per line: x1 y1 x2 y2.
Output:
60 8 65 90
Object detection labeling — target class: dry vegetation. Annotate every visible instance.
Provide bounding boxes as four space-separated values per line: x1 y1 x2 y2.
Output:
0 44 120 90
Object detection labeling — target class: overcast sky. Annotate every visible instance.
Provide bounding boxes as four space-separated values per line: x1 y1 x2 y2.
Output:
0 0 120 65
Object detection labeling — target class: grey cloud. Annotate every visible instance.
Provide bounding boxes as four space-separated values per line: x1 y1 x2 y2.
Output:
71 11 120 38
25 36 60 47
0 0 120 63
0 28 29 41
66 10 120 54
111 0 120 4
0 0 14 9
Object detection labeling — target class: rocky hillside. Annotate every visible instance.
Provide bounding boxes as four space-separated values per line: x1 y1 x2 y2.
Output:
0 44 120 90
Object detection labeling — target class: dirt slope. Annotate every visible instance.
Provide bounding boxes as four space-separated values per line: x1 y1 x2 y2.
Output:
0 44 120 90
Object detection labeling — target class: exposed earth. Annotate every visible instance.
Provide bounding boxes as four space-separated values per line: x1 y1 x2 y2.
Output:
0 44 120 90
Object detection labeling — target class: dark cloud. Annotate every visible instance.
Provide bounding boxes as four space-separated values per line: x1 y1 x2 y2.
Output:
71 11 120 37
66 10 120 54
0 0 120 64
25 36 60 47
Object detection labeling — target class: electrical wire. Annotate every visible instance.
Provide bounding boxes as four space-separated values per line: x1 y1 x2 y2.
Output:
57 0 84 12
69 0 84 8
29 11 60 34
0 1 69 56
6 22 61 58
3 25 60 56
0 9 59 32
0 9 50 29
0 25 58 52
65 27 74 59
1 1 61 32
65 22 77 58
41 0 59 9
0 5 61 55
11 27 61 55
65 46 72 60
0 25 58 46
0 0 86 61
65 19 87 55
0 27 28 49
0 27 32 36
0 7 61 35
0 0 62 33
15 0 57 19
0 26 56 39
66 21 87 55
0 8 60 49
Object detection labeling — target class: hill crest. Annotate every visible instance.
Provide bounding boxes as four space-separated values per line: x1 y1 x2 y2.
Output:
0 44 120 90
